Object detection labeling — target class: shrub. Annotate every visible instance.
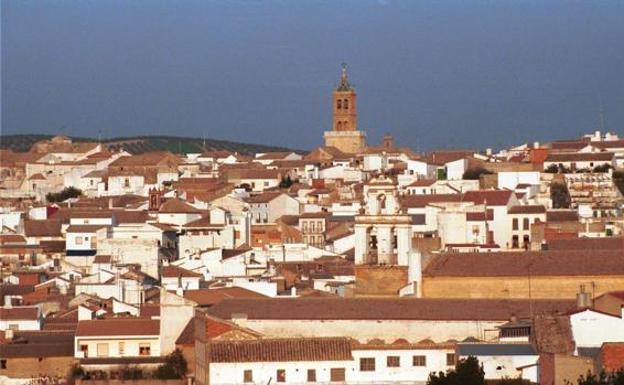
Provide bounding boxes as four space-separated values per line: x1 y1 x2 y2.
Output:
463 167 493 180
45 186 82 203
154 349 187 379
427 356 485 385
551 182 571 209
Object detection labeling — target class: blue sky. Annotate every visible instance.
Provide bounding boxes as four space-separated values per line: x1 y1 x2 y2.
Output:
2 0 624 150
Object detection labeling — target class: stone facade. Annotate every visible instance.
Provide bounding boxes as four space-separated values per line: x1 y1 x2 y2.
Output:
422 275 624 299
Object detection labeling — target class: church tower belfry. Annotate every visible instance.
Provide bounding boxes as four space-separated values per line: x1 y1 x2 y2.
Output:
333 64 357 132
324 63 366 153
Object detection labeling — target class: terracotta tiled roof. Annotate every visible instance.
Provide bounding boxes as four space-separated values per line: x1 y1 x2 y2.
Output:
550 139 589 151
235 169 281 179
0 234 27 245
463 190 514 206
161 265 202 278
109 151 180 167
24 219 62 237
545 152 615 162
183 216 217 228
408 179 436 187
508 205 547 214
424 150 474 166
256 152 296 160
401 194 462 208
207 298 575 321
546 210 579 222
75 318 159 337
466 209 494 221
547 237 624 250
0 307 39 320
424 250 624 277
184 287 267 306
65 224 109 233
246 191 284 204
207 337 353 363
595 140 624 149
601 343 624 372
158 198 201 214
28 173 46 180
93 255 112 264
176 316 244 345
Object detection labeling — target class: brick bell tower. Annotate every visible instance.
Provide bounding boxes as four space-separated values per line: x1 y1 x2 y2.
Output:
324 64 366 153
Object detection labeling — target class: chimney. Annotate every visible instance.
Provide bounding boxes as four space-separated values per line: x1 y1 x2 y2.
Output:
576 285 593 309
533 142 540 149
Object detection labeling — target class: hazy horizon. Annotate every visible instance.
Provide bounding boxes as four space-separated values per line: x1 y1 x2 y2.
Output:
2 0 624 151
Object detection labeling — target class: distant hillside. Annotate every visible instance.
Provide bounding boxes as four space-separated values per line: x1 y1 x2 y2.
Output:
0 134 303 155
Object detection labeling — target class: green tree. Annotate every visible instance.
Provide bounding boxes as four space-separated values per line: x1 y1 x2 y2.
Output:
463 167 493 180
497 377 533 385
154 349 187 379
567 369 624 385
593 163 612 173
45 186 82 203
550 182 571 209
612 171 624 195
279 175 293 188
544 164 559 173
427 356 485 385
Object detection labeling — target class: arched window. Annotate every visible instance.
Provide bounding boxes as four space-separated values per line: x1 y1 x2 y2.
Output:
344 99 349 109
337 122 343 130
343 121 349 130
377 194 386 213
337 100 342 109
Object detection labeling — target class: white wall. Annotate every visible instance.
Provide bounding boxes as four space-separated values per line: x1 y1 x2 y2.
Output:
209 347 454 385
570 309 624 349
498 172 541 190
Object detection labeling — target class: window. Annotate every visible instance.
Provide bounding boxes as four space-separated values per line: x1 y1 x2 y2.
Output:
276 369 286 382
387 356 400 367
446 353 456 366
1 359 6 369
330 368 345 382
337 99 342 109
512 218 518 230
139 343 151 356
307 369 317 382
96 343 109 357
360 357 376 371
8 324 18 331
118 342 125 356
75 236 83 245
124 178 130 188
413 355 426 366
243 370 253 383
523 218 530 230
512 235 519 249
80 344 88 358
343 99 349 109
